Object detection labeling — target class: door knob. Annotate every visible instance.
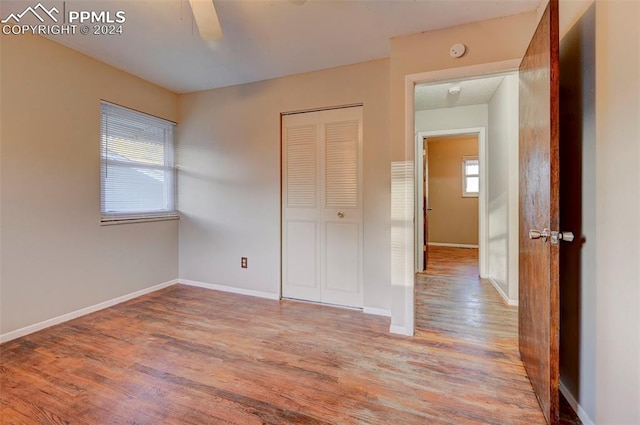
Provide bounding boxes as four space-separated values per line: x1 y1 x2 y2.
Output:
337 211 345 218
529 228 551 242
529 228 574 244
550 231 574 244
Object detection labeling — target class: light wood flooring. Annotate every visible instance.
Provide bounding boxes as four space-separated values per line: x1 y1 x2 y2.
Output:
419 246 581 425
420 246 480 279
1 249 559 424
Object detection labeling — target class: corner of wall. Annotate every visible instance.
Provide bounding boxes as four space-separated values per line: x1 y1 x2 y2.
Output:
560 380 596 425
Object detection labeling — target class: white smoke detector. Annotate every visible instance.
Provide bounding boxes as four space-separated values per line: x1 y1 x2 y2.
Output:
450 43 466 58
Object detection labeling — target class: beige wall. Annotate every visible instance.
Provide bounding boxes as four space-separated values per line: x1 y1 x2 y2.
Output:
177 59 391 311
426 136 478 245
0 35 179 335
390 11 538 162
593 0 640 423
487 74 519 302
416 104 488 134
556 1 640 423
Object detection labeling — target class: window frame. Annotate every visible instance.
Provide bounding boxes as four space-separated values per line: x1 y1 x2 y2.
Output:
100 101 178 225
462 156 479 198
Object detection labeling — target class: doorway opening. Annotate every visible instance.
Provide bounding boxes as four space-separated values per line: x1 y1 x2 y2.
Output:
413 72 519 307
416 129 483 275
401 4 587 421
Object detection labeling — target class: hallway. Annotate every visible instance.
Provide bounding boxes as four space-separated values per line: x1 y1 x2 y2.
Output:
417 246 490 334
416 246 581 424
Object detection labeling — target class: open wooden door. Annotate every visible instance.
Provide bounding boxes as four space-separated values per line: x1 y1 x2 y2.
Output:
518 0 563 424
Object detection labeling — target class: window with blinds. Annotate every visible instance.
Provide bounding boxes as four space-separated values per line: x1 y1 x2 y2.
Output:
100 102 177 222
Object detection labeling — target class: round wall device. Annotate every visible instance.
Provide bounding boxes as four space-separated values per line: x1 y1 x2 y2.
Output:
450 43 466 58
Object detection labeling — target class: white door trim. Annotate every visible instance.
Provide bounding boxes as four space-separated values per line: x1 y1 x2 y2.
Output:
415 127 487 276
391 58 521 337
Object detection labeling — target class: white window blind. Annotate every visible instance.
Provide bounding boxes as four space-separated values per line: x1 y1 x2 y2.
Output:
100 102 176 221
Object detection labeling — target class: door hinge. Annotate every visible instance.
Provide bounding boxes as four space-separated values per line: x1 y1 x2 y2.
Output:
423 245 427 252
423 149 426 156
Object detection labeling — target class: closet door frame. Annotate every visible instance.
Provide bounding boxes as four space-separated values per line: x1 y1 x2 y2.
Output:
281 105 364 308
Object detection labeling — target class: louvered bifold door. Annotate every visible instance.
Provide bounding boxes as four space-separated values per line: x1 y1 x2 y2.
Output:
282 112 322 302
282 107 363 308
319 107 364 308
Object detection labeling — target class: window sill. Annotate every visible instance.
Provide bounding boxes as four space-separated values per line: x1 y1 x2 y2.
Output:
100 214 179 226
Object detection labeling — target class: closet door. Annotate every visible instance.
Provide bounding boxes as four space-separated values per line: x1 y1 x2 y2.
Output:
319 107 363 308
281 106 363 308
282 112 321 302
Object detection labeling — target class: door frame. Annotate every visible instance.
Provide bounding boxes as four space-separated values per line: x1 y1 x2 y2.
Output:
394 58 521 337
415 127 486 274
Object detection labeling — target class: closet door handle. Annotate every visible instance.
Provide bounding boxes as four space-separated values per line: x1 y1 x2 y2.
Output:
337 211 345 218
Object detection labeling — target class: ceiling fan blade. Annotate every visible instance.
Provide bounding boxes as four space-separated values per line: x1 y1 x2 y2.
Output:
188 0 223 41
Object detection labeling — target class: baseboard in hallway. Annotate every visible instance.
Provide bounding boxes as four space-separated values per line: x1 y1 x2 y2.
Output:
489 277 518 306
427 242 479 249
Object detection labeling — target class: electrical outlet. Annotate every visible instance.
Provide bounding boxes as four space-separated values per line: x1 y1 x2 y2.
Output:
241 257 247 268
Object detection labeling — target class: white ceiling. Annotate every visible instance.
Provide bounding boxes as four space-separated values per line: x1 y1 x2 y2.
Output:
6 0 541 93
415 75 506 110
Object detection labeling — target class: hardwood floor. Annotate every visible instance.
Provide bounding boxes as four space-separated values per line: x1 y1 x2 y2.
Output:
1 249 576 424
422 246 479 278
416 246 545 424
418 246 581 425
1 286 543 424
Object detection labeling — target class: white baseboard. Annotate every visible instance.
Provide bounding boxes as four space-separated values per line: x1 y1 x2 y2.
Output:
179 279 280 301
560 380 595 425
428 242 479 249
0 279 178 344
389 324 414 336
488 277 518 306
363 307 392 317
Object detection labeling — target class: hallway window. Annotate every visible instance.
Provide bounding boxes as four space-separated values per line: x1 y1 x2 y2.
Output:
462 156 479 197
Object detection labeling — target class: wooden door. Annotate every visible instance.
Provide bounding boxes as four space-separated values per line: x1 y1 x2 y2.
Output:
518 1 560 424
282 107 364 308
